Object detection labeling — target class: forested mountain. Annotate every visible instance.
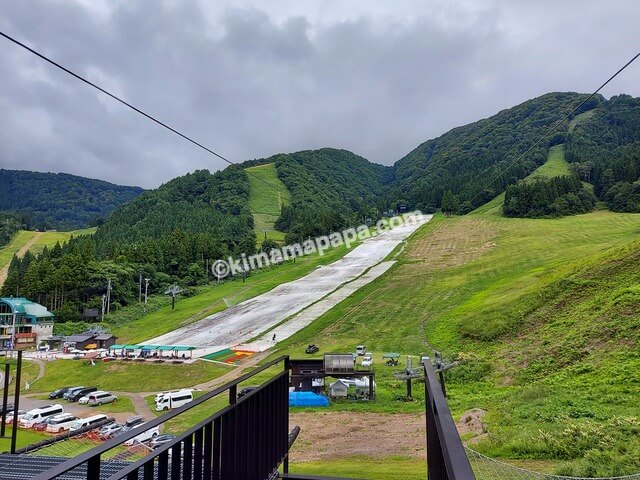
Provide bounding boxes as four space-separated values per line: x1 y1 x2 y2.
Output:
565 94 640 211
1 167 256 319
390 92 603 213
0 170 144 230
4 91 639 324
268 148 393 242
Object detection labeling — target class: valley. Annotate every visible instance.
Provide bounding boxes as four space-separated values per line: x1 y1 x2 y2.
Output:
0 90 638 478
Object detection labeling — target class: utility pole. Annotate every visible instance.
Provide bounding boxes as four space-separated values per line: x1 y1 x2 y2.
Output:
138 274 142 303
101 294 106 322
11 310 16 350
106 279 112 315
144 278 150 312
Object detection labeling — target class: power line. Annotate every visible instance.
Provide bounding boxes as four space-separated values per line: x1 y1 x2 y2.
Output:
469 50 640 205
0 29 292 201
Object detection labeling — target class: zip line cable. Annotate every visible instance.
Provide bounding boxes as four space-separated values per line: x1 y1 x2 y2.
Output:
0 29 293 203
468 50 640 206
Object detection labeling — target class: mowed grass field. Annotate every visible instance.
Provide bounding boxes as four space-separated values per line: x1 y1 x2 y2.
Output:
29 359 229 394
270 207 640 476
245 163 291 244
0 228 96 285
525 144 570 181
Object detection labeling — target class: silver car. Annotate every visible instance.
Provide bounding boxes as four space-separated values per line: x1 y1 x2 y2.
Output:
80 391 118 406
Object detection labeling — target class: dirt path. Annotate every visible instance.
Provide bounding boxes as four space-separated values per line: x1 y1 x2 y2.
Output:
0 232 43 285
289 412 426 461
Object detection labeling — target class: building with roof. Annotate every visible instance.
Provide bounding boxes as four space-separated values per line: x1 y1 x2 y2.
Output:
0 297 55 349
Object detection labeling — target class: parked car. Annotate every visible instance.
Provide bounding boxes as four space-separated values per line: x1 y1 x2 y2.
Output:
19 404 64 428
68 387 98 402
155 390 193 411
48 387 72 400
33 414 70 431
361 353 373 368
79 391 118 406
46 414 79 434
63 386 86 401
356 345 366 356
121 415 145 432
124 423 160 445
69 414 108 432
237 387 257 399
305 344 319 354
1 403 14 414
98 422 123 439
150 434 177 449
5 410 26 424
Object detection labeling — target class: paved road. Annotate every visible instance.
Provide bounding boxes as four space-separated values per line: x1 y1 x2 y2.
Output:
144 214 432 352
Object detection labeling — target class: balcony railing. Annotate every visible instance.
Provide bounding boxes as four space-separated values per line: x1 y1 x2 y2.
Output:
5 355 477 480
423 360 475 480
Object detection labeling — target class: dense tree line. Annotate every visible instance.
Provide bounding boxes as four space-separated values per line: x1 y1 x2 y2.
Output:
0 169 144 230
503 175 596 218
270 148 393 242
1 167 256 322
565 95 640 212
390 92 603 213
0 212 25 247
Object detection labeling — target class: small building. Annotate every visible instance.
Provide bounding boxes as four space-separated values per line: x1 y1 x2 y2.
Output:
81 308 100 321
329 379 349 398
94 333 116 349
0 298 55 349
324 354 355 375
64 334 96 351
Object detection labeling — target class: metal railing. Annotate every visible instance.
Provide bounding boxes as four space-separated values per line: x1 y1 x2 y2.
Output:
424 360 475 480
32 355 291 480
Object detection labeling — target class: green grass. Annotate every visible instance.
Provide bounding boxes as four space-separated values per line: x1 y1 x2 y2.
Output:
245 163 291 244
288 456 426 480
0 228 96 275
28 359 229 393
0 230 36 270
0 427 48 453
109 241 356 344
88 395 135 414
264 208 640 474
28 228 96 256
525 144 570 182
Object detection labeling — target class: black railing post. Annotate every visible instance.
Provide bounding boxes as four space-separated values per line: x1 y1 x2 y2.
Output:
1 362 10 437
424 360 475 480
86 454 101 480
10 350 22 454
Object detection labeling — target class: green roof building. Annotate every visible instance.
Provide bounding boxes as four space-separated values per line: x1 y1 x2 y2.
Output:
0 297 55 349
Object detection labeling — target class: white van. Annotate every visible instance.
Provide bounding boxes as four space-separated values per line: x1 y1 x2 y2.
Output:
46 414 79 433
69 414 108 432
124 423 160 445
155 390 193 411
19 404 64 428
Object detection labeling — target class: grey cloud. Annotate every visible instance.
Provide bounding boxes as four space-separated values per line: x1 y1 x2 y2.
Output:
0 1 639 188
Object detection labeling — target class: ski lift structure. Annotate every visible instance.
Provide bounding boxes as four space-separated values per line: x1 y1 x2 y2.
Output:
164 285 181 310
393 352 458 400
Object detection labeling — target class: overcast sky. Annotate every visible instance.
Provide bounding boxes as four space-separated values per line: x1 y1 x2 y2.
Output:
0 1 639 188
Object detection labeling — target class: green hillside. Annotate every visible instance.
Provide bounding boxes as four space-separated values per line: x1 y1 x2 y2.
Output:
0 169 143 230
391 92 603 212
272 209 640 476
270 148 393 242
245 163 290 244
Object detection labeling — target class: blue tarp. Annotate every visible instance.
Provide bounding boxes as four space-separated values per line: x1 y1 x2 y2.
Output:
289 391 329 407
